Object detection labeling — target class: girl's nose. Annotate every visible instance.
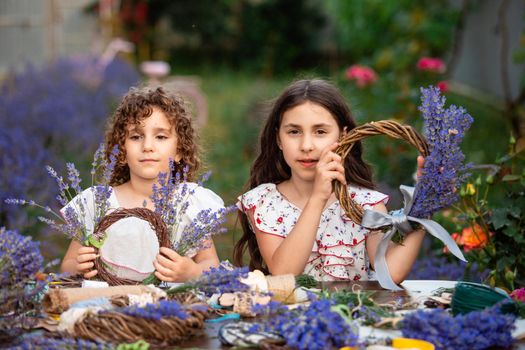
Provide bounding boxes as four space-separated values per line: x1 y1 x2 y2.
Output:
143 136 154 151
300 136 314 152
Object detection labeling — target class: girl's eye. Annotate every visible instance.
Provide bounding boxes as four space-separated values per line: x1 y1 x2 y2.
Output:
316 129 327 135
287 129 300 135
156 135 168 140
129 135 141 140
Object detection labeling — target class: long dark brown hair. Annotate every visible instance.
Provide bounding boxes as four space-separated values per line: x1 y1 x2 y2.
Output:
233 79 375 272
105 86 200 185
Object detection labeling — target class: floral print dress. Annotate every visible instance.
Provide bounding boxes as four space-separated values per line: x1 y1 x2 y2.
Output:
237 183 388 281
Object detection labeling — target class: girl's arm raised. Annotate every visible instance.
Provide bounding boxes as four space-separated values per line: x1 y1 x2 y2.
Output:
365 202 425 285
254 144 346 276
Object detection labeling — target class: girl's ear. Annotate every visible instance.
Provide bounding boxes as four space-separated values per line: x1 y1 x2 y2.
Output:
277 134 283 150
342 126 348 136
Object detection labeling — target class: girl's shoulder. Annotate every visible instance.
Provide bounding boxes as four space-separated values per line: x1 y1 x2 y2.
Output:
236 183 279 211
346 185 389 208
180 182 225 211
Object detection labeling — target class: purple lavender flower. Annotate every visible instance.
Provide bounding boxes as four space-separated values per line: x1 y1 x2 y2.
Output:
150 162 232 255
5 333 110 349
118 300 188 321
401 302 516 350
0 227 47 343
168 265 250 296
254 299 359 350
410 86 473 218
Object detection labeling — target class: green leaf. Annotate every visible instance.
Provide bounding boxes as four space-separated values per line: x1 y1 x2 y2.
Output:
87 234 105 249
490 209 510 230
496 256 515 271
502 174 521 182
509 205 522 219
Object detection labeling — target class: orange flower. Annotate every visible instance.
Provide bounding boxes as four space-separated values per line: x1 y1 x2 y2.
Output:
445 224 489 253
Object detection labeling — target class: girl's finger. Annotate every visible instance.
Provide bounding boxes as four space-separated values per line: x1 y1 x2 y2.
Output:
84 270 98 279
77 253 98 263
77 261 94 271
159 247 181 260
78 246 96 254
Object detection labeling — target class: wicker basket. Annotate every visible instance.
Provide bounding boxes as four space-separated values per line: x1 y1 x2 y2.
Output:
334 120 429 224
93 207 170 286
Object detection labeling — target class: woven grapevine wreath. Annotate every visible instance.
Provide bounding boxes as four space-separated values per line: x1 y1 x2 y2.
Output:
334 120 429 224
72 303 208 346
92 207 170 286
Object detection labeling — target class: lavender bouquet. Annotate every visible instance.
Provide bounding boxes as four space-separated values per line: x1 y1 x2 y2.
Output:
410 86 474 218
361 86 473 290
5 143 118 248
150 160 234 256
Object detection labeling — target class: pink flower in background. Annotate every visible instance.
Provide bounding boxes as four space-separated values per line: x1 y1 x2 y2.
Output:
510 288 525 302
417 57 446 73
437 81 449 93
345 65 378 88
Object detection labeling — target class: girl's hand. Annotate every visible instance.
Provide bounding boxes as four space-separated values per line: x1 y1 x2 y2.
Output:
153 247 199 282
76 246 98 279
312 143 346 201
416 156 425 180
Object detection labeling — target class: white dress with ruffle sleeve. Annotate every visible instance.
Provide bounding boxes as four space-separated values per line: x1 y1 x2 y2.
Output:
237 183 388 281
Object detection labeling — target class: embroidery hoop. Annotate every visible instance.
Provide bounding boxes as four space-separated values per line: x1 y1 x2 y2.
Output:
334 120 429 224
92 207 170 286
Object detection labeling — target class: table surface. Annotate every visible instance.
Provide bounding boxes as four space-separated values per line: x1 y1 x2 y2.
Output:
180 281 409 349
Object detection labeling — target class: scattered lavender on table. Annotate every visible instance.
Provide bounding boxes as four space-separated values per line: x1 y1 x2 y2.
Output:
410 86 473 218
118 300 189 321
4 333 110 350
167 264 250 296
401 302 516 350
251 299 359 350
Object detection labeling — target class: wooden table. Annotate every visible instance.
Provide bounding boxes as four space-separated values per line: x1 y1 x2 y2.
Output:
179 281 408 349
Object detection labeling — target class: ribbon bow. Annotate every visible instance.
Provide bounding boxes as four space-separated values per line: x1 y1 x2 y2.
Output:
362 185 466 291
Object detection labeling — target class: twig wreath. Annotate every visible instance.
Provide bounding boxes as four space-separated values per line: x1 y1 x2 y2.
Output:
92 208 170 286
334 86 474 291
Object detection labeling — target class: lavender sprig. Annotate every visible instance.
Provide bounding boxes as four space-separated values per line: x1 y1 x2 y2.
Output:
167 264 250 296
4 143 116 243
251 299 359 350
118 300 189 321
401 302 516 350
410 86 474 218
150 161 232 255
0 227 47 343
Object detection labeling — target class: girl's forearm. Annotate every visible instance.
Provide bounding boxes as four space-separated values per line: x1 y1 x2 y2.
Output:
267 196 325 275
384 228 426 284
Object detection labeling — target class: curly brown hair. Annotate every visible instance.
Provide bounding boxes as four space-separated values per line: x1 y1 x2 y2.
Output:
105 86 200 185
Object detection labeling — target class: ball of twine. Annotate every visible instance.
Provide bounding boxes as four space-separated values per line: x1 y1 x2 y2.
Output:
93 207 170 286
334 120 429 224
73 304 208 346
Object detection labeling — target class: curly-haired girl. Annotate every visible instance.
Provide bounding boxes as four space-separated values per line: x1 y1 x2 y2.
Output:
61 86 222 282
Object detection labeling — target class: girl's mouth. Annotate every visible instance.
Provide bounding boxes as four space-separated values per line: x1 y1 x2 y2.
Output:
298 159 317 168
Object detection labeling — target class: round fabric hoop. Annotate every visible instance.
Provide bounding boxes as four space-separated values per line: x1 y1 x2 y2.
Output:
334 120 429 224
93 207 170 286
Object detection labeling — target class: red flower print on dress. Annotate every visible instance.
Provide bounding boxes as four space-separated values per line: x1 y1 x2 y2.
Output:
277 216 283 223
353 275 361 281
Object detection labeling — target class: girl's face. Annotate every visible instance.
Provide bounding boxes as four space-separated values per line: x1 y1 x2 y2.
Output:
277 101 341 182
124 107 181 183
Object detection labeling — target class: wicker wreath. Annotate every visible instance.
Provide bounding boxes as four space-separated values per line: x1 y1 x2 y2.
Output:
93 207 170 286
73 304 208 347
334 120 429 224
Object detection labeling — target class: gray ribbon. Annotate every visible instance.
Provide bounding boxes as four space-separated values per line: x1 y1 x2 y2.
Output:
362 185 467 291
